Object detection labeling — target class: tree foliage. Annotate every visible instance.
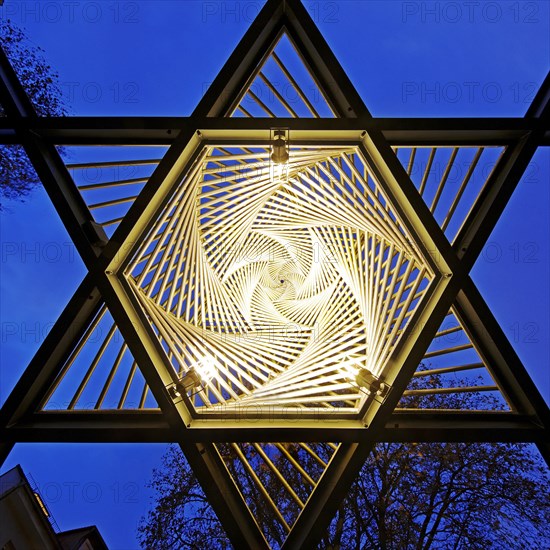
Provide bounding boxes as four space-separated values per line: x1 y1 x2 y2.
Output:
137 446 230 549
138 377 550 549
0 18 67 207
320 441 549 549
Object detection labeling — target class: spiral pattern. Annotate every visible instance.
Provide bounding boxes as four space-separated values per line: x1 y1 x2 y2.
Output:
126 145 433 414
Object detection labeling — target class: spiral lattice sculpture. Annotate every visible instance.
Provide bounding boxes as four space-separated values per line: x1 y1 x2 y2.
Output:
126 144 433 415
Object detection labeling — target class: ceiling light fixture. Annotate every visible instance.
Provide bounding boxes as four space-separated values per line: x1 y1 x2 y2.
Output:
168 357 218 401
355 368 389 398
340 358 390 400
271 129 289 164
168 367 202 400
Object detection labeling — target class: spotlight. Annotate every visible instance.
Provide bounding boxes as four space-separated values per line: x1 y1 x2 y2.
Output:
168 367 202 400
271 130 289 164
355 368 389 398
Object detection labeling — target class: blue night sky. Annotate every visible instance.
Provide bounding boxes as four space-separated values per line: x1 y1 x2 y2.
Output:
1 1 549 548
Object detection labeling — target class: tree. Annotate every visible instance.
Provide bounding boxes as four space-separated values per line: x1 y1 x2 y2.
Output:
0 18 67 207
137 445 231 550
138 376 550 549
320 441 549 549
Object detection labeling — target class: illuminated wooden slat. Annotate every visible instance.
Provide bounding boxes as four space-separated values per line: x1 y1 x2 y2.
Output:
101 216 124 227
284 36 337 117
258 72 299 118
138 383 149 409
271 51 320 117
430 147 459 213
68 323 117 409
434 325 462 338
413 362 484 377
299 443 329 468
441 147 484 233
419 147 437 196
252 443 304 508
274 444 316 487
423 343 473 359
247 90 276 117
41 305 108 409
231 443 291 532
78 177 148 191
237 105 253 117
117 360 139 408
403 386 499 396
407 148 416 176
89 195 138 210
94 343 128 409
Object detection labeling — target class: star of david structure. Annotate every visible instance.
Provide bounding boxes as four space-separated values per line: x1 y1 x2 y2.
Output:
1 1 549 548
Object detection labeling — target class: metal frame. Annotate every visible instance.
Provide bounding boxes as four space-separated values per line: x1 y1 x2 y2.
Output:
1 117 548 146
1 0 548 548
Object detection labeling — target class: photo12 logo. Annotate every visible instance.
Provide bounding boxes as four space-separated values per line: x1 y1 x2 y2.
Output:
61 81 140 104
401 2 540 24
402 81 537 105
0 1 140 24
1 241 76 264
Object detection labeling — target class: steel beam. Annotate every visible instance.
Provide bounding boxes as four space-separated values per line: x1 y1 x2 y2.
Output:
3 117 545 146
1 411 545 445
383 412 548 443
1 412 172 443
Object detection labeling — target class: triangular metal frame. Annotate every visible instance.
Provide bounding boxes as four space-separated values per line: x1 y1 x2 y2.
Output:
193 0 368 119
1 0 549 548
